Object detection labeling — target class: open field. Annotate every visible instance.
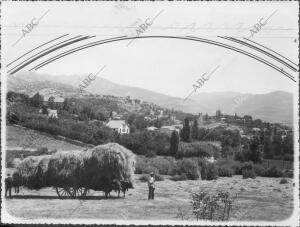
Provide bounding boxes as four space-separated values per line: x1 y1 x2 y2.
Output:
4 175 294 221
6 125 83 151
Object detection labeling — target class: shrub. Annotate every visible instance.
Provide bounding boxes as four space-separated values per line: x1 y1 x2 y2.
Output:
145 150 156 158
242 169 256 179
139 175 149 182
280 178 288 184
253 164 266 177
216 159 242 175
177 141 220 158
264 166 284 178
206 163 218 180
139 173 164 182
36 147 48 155
135 157 148 174
135 156 177 176
241 161 254 171
6 154 15 168
177 159 200 180
283 170 293 178
155 174 164 181
171 173 188 181
231 161 243 175
218 166 233 177
241 161 256 179
148 156 177 175
191 190 237 221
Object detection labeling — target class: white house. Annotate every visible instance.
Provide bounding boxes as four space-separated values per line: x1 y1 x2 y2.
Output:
106 120 130 134
48 109 58 118
147 126 158 131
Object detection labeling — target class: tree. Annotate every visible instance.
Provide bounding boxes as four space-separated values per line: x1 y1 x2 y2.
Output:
136 115 147 129
41 105 48 114
191 119 199 140
248 136 263 163
180 117 191 142
170 130 179 156
31 92 43 107
63 98 70 111
216 109 222 120
203 113 209 121
48 96 55 109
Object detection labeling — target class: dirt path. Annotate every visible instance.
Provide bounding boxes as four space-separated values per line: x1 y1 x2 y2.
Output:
4 175 294 221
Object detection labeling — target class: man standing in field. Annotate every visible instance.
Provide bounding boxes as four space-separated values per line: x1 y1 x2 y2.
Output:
5 174 13 198
148 172 155 200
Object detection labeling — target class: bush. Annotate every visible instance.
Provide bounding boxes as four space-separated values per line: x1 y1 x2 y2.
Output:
145 150 156 158
216 159 242 175
155 174 164 181
253 164 266 176
135 156 177 176
242 169 256 179
135 157 148 174
177 141 220 158
206 163 218 180
218 166 233 177
241 161 254 171
139 175 149 182
264 166 284 178
191 190 237 221
283 170 293 178
241 162 256 179
148 156 177 175
177 159 200 180
280 178 288 184
171 173 188 181
6 154 15 168
139 174 164 182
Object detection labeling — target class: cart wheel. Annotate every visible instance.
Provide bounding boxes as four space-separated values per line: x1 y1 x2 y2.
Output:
55 187 72 198
70 187 88 198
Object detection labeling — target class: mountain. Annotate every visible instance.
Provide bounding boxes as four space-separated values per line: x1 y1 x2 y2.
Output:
190 91 293 125
8 71 293 125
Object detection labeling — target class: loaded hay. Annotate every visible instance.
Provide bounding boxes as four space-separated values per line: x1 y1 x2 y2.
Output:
14 143 135 191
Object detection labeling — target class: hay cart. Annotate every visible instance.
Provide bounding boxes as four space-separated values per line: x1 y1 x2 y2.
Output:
55 186 88 198
15 143 135 199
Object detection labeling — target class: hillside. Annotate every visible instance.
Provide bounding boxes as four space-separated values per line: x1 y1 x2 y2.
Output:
9 71 293 125
6 125 83 151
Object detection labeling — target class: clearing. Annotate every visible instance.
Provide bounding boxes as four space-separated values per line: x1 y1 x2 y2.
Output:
6 125 83 151
4 175 294 222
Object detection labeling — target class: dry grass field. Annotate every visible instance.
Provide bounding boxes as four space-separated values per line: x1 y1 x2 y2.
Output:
4 175 294 222
6 126 83 151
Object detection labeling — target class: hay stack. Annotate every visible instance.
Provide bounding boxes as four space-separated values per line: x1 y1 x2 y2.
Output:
82 143 135 190
46 150 85 188
15 155 51 190
14 143 135 190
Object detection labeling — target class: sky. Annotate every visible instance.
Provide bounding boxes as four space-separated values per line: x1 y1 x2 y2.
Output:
1 1 299 98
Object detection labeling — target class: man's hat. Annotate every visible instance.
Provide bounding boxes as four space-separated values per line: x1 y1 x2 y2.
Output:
150 172 154 175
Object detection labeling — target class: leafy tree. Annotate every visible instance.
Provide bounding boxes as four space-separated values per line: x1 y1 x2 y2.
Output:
135 115 147 129
248 136 263 163
48 96 55 109
31 92 43 107
216 109 222 120
191 119 199 140
263 135 273 158
127 114 136 125
42 105 48 114
153 118 163 128
203 113 209 121
180 117 191 142
170 130 179 156
63 98 71 111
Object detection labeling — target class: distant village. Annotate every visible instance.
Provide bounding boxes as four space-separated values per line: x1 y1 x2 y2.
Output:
22 88 291 142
